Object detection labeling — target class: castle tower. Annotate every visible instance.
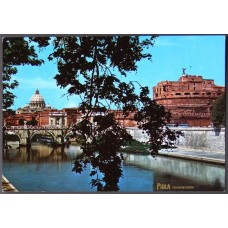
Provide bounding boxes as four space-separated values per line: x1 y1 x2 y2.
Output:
153 74 225 127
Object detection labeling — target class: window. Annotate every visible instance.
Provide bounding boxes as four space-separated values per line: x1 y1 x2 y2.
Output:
56 118 60 125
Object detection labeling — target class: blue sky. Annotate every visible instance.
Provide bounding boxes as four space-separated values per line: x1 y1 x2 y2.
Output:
10 35 226 110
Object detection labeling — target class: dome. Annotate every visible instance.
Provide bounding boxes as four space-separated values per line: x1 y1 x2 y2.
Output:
29 89 46 110
30 89 45 103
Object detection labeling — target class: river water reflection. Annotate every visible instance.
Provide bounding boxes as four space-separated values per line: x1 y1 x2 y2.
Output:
3 142 225 192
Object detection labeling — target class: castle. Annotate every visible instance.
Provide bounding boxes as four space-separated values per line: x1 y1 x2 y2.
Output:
153 71 225 127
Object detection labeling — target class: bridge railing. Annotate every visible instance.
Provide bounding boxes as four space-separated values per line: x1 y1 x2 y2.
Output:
6 126 70 130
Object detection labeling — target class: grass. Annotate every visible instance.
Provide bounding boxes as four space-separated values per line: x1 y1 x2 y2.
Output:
121 139 150 154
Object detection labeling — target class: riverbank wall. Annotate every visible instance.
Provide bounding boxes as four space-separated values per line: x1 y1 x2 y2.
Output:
2 175 18 192
126 127 225 153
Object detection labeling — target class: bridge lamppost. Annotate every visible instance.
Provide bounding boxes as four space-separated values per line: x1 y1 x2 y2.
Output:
24 120 31 147
3 125 7 149
61 113 65 144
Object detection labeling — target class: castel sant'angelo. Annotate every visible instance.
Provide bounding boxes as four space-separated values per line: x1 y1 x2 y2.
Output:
153 69 225 127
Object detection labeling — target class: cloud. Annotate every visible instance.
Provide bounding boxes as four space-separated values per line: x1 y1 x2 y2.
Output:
13 76 57 89
154 38 177 47
65 101 78 108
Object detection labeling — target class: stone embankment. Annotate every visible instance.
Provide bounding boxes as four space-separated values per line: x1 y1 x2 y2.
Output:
126 127 225 165
175 127 225 153
158 148 225 165
126 127 225 153
2 175 18 192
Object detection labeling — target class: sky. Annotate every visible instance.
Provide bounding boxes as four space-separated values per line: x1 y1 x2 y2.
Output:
10 35 226 110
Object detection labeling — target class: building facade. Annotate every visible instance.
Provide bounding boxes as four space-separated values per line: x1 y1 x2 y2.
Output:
153 73 225 127
5 89 62 127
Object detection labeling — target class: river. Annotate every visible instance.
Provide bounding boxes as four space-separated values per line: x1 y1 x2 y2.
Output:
2 142 225 192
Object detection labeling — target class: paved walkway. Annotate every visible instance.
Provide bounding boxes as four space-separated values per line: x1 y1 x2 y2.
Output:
2 175 18 192
158 147 225 165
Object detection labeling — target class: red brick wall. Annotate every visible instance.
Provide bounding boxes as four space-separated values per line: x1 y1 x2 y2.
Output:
153 75 225 127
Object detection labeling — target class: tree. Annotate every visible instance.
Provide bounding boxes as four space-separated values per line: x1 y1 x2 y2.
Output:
3 37 50 110
211 94 226 128
18 118 25 126
48 36 180 191
27 116 38 126
134 88 183 154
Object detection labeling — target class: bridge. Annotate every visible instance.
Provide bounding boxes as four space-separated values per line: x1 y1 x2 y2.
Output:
4 126 74 145
4 126 225 153
4 126 148 146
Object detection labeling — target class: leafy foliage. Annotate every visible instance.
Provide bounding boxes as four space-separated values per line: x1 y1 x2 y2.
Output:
3 37 50 109
211 94 226 128
49 36 182 191
72 113 132 191
3 35 183 191
27 116 38 126
134 87 183 154
48 36 155 113
18 118 25 125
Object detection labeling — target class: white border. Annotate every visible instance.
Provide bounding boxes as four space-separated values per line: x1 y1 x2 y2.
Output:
1 1 228 228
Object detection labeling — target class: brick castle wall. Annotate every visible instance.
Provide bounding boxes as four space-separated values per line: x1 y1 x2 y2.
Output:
153 74 225 127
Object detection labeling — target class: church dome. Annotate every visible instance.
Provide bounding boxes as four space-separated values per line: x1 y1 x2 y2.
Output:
30 89 45 102
29 89 46 110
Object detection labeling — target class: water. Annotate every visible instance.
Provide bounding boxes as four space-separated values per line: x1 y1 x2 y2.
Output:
3 142 225 192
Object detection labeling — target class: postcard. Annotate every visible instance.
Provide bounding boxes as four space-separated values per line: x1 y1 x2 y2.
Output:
1 35 226 193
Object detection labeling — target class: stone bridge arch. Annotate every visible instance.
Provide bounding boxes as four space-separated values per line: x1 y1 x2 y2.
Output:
30 130 56 142
4 130 22 143
64 130 75 139
5 127 74 145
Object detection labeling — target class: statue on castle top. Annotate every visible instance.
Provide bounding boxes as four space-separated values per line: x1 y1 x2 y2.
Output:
182 68 186 75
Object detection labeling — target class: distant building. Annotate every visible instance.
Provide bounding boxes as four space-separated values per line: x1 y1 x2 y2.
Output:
153 72 225 127
16 89 52 114
5 89 59 126
49 111 67 127
62 108 80 127
28 88 46 111
4 90 101 127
